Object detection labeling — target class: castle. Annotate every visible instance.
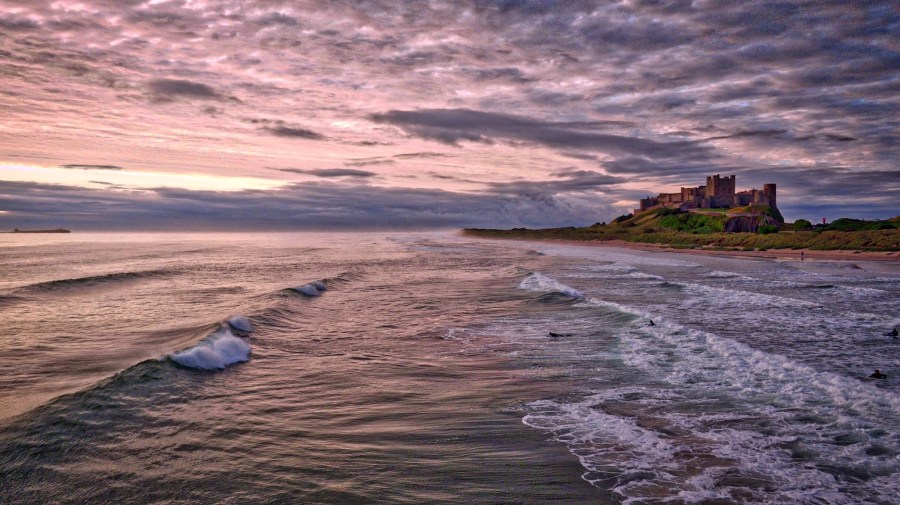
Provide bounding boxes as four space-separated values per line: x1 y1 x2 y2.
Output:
635 174 776 215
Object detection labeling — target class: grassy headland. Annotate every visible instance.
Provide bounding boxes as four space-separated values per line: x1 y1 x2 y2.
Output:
464 208 900 252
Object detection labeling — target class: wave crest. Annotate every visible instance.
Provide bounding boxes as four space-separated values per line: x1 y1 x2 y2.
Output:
169 324 251 371
518 272 583 298
14 269 172 294
290 280 328 297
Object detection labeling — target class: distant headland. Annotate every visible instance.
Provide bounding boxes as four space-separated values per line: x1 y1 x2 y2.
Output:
4 228 71 233
464 173 899 257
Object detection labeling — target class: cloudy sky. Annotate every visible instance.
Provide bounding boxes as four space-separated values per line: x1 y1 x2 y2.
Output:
0 0 897 230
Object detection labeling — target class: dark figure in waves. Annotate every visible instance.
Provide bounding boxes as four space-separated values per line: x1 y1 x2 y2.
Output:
648 320 656 326
547 331 571 338
870 369 887 380
886 327 899 338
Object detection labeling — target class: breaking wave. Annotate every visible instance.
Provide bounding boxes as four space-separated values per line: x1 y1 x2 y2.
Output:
169 319 253 371
518 272 583 298
290 279 328 297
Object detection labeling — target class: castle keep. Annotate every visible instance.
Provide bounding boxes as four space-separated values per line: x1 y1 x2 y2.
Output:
635 174 776 215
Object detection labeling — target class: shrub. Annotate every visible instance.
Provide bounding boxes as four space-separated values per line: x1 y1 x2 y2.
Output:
758 224 779 234
659 212 725 234
792 219 812 230
655 207 683 217
820 218 896 232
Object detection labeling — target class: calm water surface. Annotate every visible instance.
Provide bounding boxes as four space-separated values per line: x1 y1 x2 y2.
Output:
1 232 897 504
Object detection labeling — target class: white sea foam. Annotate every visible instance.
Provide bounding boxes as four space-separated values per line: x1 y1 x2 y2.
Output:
627 271 664 280
703 270 756 281
525 325 900 503
518 272 583 298
169 325 251 370
579 263 637 274
682 281 820 309
514 272 900 503
572 264 664 281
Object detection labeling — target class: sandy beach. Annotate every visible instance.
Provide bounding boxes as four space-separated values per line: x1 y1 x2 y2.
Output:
469 235 900 262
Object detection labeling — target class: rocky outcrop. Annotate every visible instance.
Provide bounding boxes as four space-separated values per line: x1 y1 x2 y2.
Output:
724 214 779 233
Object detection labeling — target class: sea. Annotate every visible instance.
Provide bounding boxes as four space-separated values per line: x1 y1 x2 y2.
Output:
0 231 897 504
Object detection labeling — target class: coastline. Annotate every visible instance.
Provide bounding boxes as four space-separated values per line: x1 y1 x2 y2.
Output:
467 234 900 262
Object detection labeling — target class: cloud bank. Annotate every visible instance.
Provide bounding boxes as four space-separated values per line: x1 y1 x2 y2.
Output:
0 0 896 228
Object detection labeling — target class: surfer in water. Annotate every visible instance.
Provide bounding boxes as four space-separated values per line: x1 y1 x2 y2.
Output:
889 327 898 338
648 320 656 326
869 369 887 379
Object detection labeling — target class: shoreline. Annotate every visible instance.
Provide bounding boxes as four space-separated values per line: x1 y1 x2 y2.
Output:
467 235 900 262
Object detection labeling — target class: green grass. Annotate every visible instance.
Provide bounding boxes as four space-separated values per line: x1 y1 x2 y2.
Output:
463 212 900 252
820 218 896 232
657 211 726 234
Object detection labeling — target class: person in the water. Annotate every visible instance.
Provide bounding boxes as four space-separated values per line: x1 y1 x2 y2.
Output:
891 327 898 337
648 320 656 326
869 369 887 379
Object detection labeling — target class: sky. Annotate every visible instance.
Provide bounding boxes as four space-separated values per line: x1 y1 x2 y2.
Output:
0 0 897 230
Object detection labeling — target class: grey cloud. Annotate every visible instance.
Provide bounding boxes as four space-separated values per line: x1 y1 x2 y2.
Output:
394 152 451 159
353 140 394 146
370 108 705 158
602 156 741 180
823 134 857 142
126 7 202 31
0 180 615 231
1 0 898 225
464 67 533 83
344 158 394 167
559 152 599 161
61 164 123 170
147 79 221 101
253 13 300 26
0 17 40 31
704 130 789 142
577 15 696 52
276 168 376 178
488 170 624 199
261 126 325 140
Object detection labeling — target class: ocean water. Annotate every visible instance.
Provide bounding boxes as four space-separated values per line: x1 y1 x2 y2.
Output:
0 232 897 504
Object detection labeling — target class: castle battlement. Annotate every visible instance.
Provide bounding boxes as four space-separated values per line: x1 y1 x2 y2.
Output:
634 174 776 215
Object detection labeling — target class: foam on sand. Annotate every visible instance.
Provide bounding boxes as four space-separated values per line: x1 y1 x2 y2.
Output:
519 280 900 503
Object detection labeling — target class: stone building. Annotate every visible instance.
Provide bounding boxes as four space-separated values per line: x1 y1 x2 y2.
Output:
634 174 776 215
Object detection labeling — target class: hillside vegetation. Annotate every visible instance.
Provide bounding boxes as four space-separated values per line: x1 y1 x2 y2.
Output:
464 209 900 252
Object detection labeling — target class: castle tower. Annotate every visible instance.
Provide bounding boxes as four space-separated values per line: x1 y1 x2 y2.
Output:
764 183 776 208
706 174 736 197
705 174 736 207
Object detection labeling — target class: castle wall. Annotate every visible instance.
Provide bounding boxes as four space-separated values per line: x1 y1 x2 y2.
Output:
635 175 776 215
639 197 658 212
